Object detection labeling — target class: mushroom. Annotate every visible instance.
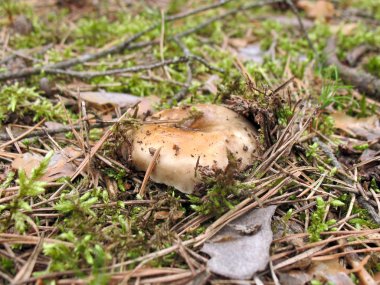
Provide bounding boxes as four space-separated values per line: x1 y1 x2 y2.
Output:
129 104 258 194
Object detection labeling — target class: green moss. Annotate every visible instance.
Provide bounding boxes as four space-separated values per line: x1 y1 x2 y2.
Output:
365 55 380 77
337 24 380 59
308 197 337 242
0 83 65 124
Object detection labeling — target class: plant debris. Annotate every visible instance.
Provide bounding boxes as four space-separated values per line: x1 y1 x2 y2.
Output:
202 206 276 279
11 148 80 182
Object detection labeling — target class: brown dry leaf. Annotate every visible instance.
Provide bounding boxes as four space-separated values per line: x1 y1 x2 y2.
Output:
238 43 266 64
297 0 335 20
154 210 184 220
330 23 358 36
80 92 159 117
80 91 149 108
278 271 311 285
228 38 249 48
201 206 276 279
44 121 66 130
279 259 354 285
332 112 380 140
374 272 380 283
308 260 354 285
12 147 81 182
145 0 171 10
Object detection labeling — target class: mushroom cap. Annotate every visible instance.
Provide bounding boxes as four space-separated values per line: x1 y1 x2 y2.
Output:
131 104 258 194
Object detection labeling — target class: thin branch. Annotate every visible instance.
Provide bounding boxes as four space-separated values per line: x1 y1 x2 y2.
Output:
0 24 158 81
325 36 380 100
43 56 224 79
166 0 235 21
0 0 236 81
170 37 194 103
0 122 110 141
285 0 320 66
0 0 282 82
358 197 380 225
313 136 380 226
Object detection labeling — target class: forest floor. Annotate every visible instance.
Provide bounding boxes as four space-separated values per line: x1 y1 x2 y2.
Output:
1 0 380 284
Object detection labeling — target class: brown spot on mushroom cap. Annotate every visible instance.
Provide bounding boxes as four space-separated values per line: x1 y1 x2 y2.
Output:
131 104 258 194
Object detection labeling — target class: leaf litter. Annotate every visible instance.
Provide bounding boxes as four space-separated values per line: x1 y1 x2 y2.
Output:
11 147 81 182
201 206 276 279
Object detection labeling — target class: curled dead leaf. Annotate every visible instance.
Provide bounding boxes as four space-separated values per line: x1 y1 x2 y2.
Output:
80 91 160 118
201 206 277 279
297 0 335 20
330 23 358 36
278 259 354 285
332 112 380 141
12 147 81 182
154 210 184 220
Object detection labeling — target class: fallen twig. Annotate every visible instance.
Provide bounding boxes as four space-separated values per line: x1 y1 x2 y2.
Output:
285 0 320 66
43 56 223 79
0 0 235 82
170 37 194 103
325 36 380 100
0 122 110 141
346 44 378 67
0 0 282 82
313 136 380 225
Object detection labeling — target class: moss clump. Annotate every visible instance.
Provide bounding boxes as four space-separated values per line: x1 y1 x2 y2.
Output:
365 55 380 77
0 83 65 124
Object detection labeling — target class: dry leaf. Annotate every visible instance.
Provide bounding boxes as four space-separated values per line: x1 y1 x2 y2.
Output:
12 147 81 182
332 112 380 140
228 38 249 48
201 206 276 279
154 210 184 220
297 0 335 20
80 91 150 108
330 23 358 36
238 43 265 64
44 121 66 130
80 92 159 117
374 272 380 282
145 0 171 10
308 260 354 285
278 271 311 285
279 259 354 285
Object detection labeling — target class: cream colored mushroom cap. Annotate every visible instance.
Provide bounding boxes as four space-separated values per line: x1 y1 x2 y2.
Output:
131 104 258 194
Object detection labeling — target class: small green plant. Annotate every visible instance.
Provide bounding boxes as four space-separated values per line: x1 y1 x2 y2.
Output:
306 142 319 158
337 24 380 58
353 143 369 151
319 83 352 109
54 190 99 217
0 0 28 22
365 55 380 77
0 152 52 233
189 154 241 216
0 83 65 124
188 183 238 216
277 104 293 125
308 197 337 242
317 114 335 136
43 231 111 272
370 178 380 193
